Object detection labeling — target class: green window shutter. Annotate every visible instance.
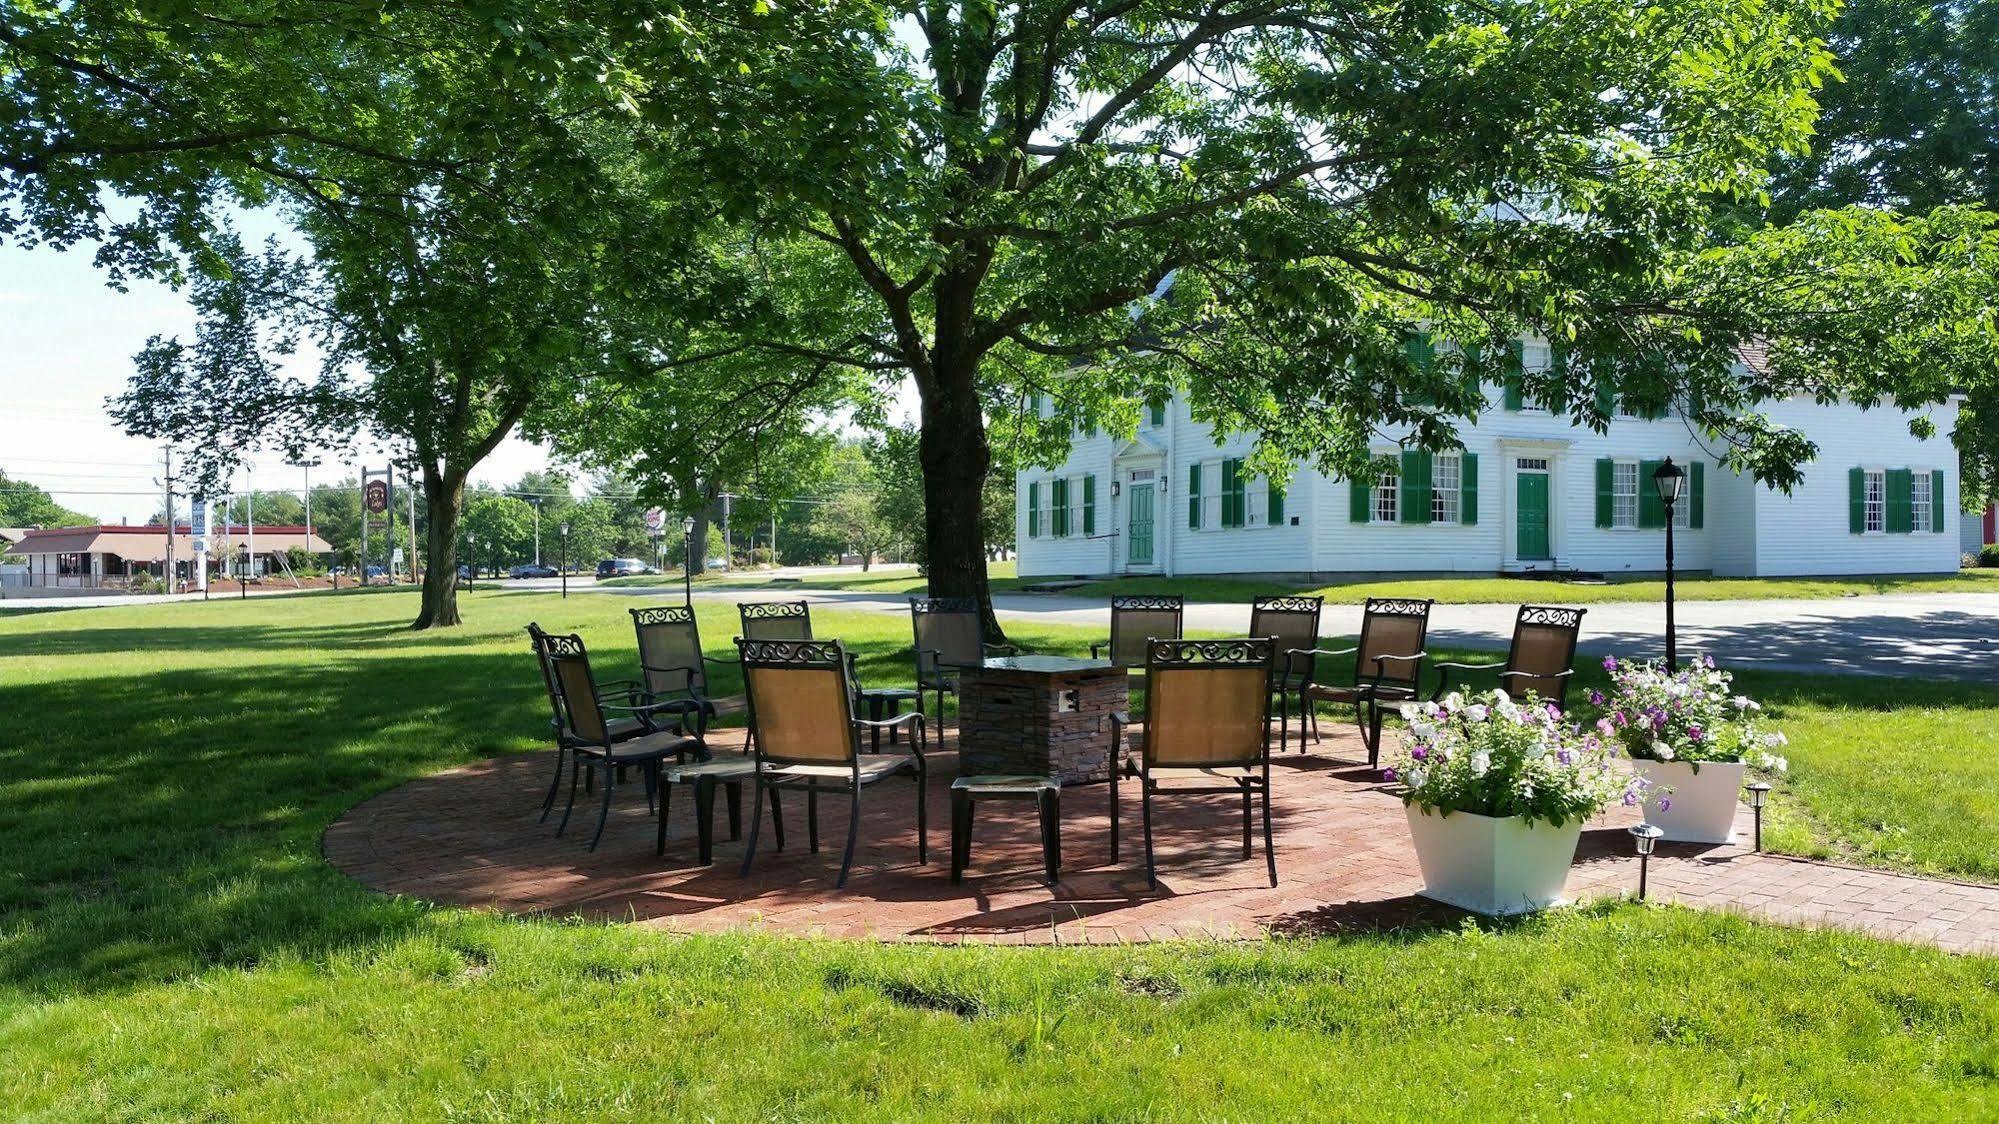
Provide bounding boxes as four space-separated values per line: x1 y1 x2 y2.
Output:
1349 476 1370 523
1082 475 1096 536
1406 332 1437 406
1149 400 1166 427
1400 449 1433 524
1051 477 1069 537
1027 482 1040 538
1848 467 1865 534
1689 461 1705 529
1638 459 1666 528
1461 452 1479 525
1595 459 1615 528
1267 480 1286 526
1188 463 1202 529
1220 458 1244 527
1932 469 1947 533
1887 468 1913 534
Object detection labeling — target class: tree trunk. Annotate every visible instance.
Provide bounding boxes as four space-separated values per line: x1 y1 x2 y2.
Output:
918 351 1003 642
412 467 465 629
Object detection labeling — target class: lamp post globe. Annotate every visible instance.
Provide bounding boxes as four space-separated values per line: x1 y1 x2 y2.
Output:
558 523 570 599
1652 457 1685 670
681 516 697 606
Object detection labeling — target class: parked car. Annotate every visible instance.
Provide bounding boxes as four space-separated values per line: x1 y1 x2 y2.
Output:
595 558 651 578
456 564 474 580
509 563 559 579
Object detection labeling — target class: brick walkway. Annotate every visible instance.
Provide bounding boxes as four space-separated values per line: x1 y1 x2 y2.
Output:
323 726 1999 954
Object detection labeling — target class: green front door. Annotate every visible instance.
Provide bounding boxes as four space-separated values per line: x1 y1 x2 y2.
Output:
1127 483 1155 565
1516 471 1551 561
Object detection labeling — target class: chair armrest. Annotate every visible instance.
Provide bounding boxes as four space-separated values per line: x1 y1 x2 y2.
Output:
856 711 926 760
1432 659 1504 673
1090 641 1111 659
983 642 1021 657
1285 645 1356 680
638 664 697 691
702 653 741 669
853 712 924 731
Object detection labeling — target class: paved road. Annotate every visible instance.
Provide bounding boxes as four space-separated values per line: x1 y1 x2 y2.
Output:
513 579 1999 682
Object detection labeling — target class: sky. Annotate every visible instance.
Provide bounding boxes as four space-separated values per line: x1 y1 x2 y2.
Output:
0 240 557 525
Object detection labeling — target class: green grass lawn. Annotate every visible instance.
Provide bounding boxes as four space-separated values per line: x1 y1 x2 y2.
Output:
4 591 1999 1118
609 560 1999 605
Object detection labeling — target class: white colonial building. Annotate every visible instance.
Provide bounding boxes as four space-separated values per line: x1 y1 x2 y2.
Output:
1015 342 1963 579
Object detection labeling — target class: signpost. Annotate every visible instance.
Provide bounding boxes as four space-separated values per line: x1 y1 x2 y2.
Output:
191 498 210 598
645 507 666 575
360 470 392 584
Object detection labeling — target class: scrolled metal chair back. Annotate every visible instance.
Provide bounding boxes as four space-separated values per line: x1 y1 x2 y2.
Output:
1108 594 1185 668
1249 595 1323 676
1508 605 1586 704
739 599 813 641
630 605 706 696
542 631 608 744
1355 597 1434 689
1142 638 1275 768
910 596 983 680
738 638 857 765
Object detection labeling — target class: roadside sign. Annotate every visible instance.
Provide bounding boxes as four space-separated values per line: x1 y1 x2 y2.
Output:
191 498 209 554
363 478 391 514
644 507 666 534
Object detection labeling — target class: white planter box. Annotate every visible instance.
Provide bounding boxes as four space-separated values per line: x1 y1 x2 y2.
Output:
1634 759 1746 845
1404 805 1584 916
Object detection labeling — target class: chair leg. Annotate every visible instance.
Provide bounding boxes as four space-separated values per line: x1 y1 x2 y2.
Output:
769 785 786 850
557 755 582 835
1108 755 1121 863
950 788 972 884
836 786 862 889
644 764 657 817
1141 783 1158 890
693 775 717 865
915 768 929 864
587 763 615 852
1040 788 1061 883
1277 684 1289 754
1240 779 1253 859
1367 702 1386 769
1262 783 1278 887
869 697 884 753
807 780 821 853
667 776 683 852
725 781 743 841
738 777 765 877
584 763 594 794
540 747 565 822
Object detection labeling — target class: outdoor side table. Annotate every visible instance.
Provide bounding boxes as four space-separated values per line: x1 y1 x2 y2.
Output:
950 655 1124 784
951 775 1061 884
857 687 920 751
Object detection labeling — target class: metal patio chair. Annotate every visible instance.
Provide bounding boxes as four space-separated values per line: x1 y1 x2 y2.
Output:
1107 638 1277 890
1287 597 1434 768
741 598 921 750
542 630 712 852
735 638 929 888
1432 605 1586 710
528 621 681 822
908 597 1017 734
630 605 731 749
1249 595 1324 751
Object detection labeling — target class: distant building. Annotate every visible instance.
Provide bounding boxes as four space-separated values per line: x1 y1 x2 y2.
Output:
1017 338 1962 579
1 524 331 591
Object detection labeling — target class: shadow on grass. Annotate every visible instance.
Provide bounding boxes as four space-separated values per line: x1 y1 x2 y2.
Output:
0 647 548 998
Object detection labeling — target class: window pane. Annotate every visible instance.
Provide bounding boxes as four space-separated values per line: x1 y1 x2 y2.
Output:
1612 462 1638 529
1911 471 1931 532
1373 470 1399 523
1864 470 1885 532
1432 454 1460 524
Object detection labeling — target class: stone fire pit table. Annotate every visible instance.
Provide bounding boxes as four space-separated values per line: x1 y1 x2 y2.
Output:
949 655 1126 784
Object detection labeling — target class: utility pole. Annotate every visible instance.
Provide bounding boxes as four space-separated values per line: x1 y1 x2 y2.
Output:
407 467 419 583
246 476 256 583
769 510 777 570
720 491 733 571
532 497 542 566
358 470 367 584
303 462 312 543
159 447 176 592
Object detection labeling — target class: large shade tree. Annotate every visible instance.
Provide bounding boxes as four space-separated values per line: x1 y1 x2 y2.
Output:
594 0 1995 634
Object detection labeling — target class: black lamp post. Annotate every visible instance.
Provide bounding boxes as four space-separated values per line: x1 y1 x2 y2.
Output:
682 515 696 606
1745 781 1772 851
462 534 475 591
1652 456 1686 670
1629 823 1664 901
559 523 570 599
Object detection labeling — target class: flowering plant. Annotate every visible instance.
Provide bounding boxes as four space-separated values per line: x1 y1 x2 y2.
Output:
1390 690 1646 827
1592 655 1788 772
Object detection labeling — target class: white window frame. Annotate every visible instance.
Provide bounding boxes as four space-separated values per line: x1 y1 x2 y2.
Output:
1431 453 1462 525
1911 468 1933 534
1611 459 1639 530
1035 479 1054 538
1070 473 1094 537
1372 466 1399 524
1673 479 1692 529
1195 459 1222 531
1863 468 1886 534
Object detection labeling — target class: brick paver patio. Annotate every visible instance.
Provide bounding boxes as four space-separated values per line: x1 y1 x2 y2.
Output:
323 725 1999 953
